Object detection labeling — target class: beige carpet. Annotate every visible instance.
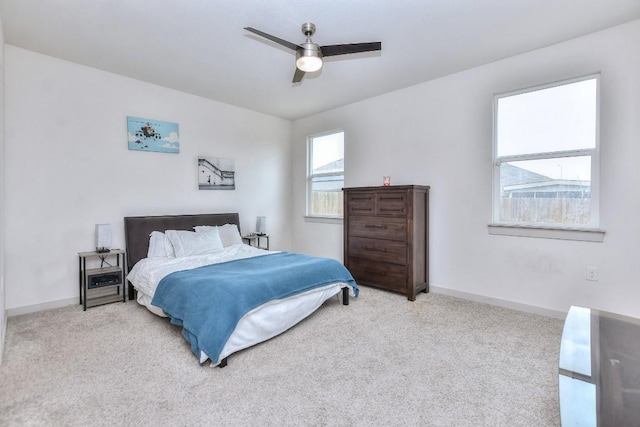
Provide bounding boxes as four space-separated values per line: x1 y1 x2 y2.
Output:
0 288 563 426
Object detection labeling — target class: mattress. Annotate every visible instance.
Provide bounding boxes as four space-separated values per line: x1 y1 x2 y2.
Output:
127 244 354 365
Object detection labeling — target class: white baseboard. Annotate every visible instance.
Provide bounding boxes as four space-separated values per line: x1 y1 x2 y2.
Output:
7 297 78 317
430 285 566 319
7 287 567 320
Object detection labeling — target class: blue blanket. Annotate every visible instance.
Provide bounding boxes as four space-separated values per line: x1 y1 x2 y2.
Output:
151 252 358 364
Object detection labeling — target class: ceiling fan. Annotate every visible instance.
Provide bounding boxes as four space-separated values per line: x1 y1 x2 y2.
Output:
244 23 382 83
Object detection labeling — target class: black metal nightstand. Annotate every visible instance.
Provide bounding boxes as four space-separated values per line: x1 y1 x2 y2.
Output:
78 249 126 311
242 234 269 250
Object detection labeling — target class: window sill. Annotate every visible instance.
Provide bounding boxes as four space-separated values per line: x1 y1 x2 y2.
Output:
488 224 605 242
304 215 343 225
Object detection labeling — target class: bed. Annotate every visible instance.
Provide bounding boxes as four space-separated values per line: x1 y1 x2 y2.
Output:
124 212 358 367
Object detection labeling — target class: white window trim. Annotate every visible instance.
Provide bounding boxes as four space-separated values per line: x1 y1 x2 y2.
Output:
491 74 603 241
306 129 344 219
488 224 605 242
304 215 343 225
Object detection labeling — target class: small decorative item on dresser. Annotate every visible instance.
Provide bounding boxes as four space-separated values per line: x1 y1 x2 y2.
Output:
383 176 391 186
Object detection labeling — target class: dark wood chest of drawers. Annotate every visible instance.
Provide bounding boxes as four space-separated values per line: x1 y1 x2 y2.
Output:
343 185 429 301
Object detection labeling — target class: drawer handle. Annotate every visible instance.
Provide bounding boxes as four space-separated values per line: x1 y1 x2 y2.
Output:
353 208 373 212
380 196 404 201
364 224 386 229
352 196 372 201
380 208 404 212
364 246 387 253
365 269 387 276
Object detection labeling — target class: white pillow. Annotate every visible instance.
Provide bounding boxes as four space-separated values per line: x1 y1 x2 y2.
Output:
220 224 244 246
193 225 216 233
194 224 243 247
165 229 224 258
147 231 174 258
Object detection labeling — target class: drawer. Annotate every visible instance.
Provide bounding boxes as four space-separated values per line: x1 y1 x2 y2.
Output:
346 192 375 215
376 191 408 217
347 258 407 293
348 216 406 241
348 237 407 264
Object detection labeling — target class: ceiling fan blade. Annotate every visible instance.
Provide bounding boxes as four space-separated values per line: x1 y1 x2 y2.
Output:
244 27 299 51
320 42 382 57
292 67 306 83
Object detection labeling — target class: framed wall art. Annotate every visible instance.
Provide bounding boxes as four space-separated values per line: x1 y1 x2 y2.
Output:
127 116 180 153
198 156 236 190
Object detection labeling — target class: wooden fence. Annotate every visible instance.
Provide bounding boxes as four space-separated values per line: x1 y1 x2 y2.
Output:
312 191 343 216
500 197 590 225
312 193 590 224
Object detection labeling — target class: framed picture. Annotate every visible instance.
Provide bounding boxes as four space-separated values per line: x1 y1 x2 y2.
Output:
198 156 235 190
127 116 180 153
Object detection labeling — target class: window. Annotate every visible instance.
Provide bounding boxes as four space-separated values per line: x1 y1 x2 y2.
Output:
307 130 344 218
493 75 599 231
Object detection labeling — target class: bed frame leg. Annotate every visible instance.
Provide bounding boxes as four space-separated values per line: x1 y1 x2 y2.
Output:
218 357 228 368
342 287 349 305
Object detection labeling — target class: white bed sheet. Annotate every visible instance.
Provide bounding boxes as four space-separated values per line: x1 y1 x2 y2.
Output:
127 244 272 298
127 244 354 365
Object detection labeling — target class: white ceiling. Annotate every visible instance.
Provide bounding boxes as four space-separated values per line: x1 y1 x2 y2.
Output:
1 0 639 120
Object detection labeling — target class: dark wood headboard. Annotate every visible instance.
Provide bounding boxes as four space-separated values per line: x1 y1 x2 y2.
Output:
123 212 240 273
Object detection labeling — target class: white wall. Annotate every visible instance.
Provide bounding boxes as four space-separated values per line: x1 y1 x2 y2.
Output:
4 20 640 320
4 46 293 312
0 14 6 360
292 20 640 318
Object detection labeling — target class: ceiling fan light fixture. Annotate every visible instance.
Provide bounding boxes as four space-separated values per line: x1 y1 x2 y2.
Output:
296 42 323 72
296 55 322 72
245 22 381 82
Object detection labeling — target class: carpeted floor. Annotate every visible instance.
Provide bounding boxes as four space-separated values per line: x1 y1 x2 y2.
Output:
0 288 563 426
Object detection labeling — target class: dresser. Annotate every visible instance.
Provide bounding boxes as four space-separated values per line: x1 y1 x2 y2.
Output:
343 185 429 301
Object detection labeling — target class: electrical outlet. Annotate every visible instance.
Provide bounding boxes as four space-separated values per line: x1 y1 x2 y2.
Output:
585 266 599 282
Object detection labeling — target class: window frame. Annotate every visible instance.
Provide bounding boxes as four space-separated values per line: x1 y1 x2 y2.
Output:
491 74 603 241
306 129 345 220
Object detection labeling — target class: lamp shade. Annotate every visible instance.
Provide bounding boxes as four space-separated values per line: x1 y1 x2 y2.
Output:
256 216 267 235
95 224 112 252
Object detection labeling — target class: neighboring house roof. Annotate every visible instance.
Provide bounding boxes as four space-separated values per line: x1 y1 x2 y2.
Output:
505 180 590 193
313 158 344 192
500 163 549 187
501 164 589 196
314 158 344 174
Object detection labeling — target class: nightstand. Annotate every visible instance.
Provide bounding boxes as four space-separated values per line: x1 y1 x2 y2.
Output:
242 234 269 250
78 249 126 311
